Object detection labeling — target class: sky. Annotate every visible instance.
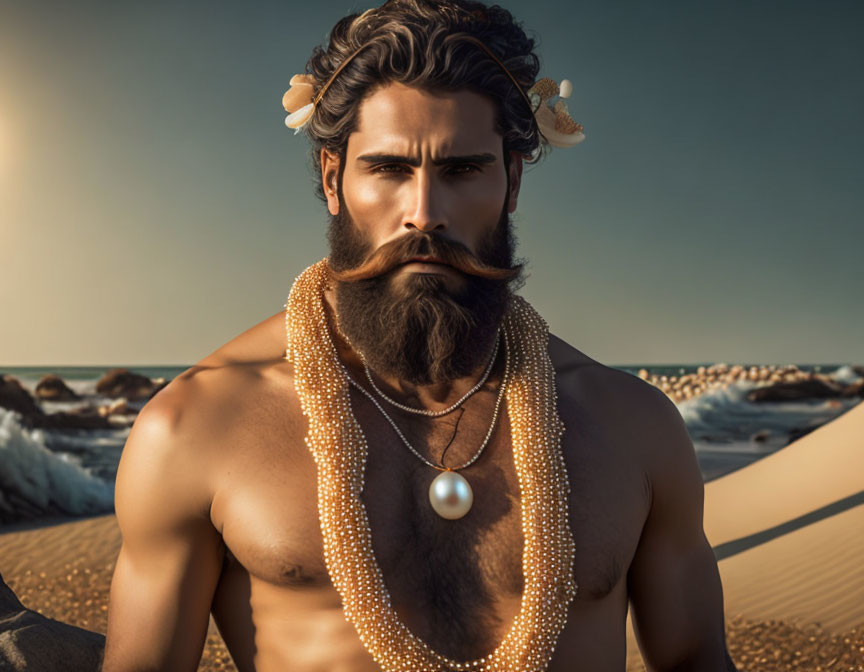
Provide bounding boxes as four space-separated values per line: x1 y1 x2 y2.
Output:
1 0 862 367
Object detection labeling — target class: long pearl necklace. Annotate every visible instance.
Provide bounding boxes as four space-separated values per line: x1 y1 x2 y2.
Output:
341 331 510 519
359 331 500 417
284 259 578 672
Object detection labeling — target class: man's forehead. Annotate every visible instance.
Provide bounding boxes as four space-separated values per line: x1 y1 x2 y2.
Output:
348 82 502 160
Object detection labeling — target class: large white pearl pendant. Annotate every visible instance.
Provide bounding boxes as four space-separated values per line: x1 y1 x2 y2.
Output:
428 470 473 520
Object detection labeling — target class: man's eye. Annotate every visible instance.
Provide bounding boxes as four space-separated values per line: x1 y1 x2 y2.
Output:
371 164 479 176
373 164 406 174
447 164 480 176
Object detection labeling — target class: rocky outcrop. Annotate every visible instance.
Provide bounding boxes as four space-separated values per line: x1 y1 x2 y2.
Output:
640 363 864 405
34 375 80 402
0 376 41 417
95 369 156 401
746 377 849 402
841 379 864 398
1 375 112 430
0 571 104 671
33 408 113 430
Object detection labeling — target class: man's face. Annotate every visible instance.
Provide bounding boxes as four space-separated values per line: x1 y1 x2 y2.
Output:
323 82 522 275
320 83 525 384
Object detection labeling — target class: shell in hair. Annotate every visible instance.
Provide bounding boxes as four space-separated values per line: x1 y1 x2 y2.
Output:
528 77 585 148
282 75 316 112
284 103 315 133
283 74 319 133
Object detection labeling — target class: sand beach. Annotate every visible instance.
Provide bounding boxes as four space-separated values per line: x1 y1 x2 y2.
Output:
1 402 862 670
625 400 864 671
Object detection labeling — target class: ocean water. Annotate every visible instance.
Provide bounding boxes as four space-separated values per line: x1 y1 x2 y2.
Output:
0 364 861 525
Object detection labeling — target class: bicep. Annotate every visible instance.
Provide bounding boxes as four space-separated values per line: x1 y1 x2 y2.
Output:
627 387 732 671
103 397 224 672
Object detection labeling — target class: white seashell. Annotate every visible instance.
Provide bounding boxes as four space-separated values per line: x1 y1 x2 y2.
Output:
284 102 315 130
559 79 573 99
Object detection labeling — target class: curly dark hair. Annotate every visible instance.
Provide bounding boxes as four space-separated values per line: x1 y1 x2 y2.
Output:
299 0 544 204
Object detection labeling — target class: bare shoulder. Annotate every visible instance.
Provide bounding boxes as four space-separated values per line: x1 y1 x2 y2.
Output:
107 319 296 671
548 332 660 411
146 306 294 426
548 333 690 470
121 308 295 520
116 369 232 532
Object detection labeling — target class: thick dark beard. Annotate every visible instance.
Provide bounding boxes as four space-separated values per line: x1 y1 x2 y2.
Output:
327 183 523 386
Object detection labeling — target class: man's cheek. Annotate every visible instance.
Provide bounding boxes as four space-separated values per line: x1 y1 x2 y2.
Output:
329 213 373 269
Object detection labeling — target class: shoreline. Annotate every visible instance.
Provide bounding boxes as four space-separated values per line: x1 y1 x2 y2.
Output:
0 513 109 536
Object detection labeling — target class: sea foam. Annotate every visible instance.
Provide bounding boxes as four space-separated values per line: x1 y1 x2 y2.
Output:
0 407 114 523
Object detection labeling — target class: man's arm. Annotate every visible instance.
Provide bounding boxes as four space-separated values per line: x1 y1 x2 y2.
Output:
627 385 738 671
103 383 224 672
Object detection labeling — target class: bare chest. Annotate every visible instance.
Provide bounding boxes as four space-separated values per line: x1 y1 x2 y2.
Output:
210 385 648 630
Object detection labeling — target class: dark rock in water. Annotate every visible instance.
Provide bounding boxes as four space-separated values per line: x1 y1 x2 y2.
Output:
0 377 111 430
0 571 104 671
840 379 864 398
2 373 147 429
751 429 772 443
35 374 80 402
854 365 864 379
0 375 42 417
27 408 112 431
1 376 112 430
95 368 155 401
747 377 844 402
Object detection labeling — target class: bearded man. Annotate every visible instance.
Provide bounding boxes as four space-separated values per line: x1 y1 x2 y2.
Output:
103 1 737 670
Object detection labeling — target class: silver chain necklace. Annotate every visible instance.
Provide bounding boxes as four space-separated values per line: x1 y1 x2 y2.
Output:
358 330 500 417
337 331 511 519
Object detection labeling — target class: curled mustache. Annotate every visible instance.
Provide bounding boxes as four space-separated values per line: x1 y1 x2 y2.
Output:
328 233 521 283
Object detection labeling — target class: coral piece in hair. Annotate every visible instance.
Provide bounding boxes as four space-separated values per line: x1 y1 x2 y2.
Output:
528 77 585 148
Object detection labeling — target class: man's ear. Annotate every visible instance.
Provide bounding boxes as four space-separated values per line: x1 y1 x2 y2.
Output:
320 148 340 216
507 150 524 214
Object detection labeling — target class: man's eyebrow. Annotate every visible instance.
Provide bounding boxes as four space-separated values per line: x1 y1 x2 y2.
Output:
355 153 497 167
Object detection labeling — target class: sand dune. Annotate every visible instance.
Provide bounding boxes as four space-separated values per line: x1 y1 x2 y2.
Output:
626 401 864 669
703 401 864 548
718 503 864 631
705 400 864 632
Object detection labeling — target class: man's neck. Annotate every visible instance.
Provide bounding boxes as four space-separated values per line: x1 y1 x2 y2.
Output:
322 287 501 410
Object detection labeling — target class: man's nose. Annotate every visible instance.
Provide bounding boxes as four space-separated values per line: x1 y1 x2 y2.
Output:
403 170 447 233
